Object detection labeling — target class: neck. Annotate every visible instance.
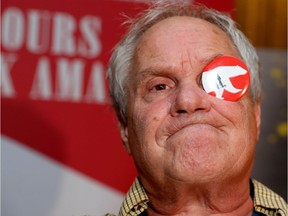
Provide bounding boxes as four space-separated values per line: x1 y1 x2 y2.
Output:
143 178 253 216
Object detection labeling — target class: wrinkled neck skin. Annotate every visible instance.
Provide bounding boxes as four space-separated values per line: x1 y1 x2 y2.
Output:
142 176 253 216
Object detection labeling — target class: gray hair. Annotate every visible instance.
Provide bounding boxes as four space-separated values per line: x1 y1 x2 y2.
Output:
107 1 261 126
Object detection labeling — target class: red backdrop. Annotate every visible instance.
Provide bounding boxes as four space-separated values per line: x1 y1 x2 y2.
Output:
1 0 235 194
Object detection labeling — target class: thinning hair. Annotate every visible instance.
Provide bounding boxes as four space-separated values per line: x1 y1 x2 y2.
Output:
107 1 261 126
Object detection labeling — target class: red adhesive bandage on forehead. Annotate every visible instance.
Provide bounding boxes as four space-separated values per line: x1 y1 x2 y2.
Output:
201 56 250 101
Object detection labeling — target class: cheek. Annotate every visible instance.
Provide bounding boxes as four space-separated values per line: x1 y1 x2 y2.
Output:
127 100 170 174
212 97 258 144
131 96 170 124
128 99 169 147
212 98 247 125
222 100 258 149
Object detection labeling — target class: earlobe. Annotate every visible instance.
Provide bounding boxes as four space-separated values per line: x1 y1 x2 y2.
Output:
119 123 131 154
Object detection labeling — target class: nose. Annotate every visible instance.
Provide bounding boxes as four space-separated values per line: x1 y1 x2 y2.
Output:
170 84 211 116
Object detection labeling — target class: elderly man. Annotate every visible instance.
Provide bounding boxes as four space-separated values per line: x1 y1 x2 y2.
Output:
106 2 287 216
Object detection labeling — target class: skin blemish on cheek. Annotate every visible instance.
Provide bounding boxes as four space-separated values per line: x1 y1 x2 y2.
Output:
153 116 160 121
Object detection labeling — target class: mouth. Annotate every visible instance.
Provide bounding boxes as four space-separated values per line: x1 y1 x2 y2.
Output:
163 115 224 140
169 123 217 138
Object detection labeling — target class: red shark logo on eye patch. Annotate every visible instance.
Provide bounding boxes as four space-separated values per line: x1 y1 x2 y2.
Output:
201 56 250 101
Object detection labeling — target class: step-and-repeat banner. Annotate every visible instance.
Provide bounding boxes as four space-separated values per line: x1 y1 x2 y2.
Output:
2 1 286 216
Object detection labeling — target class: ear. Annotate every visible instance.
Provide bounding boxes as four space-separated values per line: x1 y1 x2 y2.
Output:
254 101 261 139
119 122 131 154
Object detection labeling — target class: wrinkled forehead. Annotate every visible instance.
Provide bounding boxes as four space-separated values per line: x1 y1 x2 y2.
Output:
133 16 239 71
136 16 231 46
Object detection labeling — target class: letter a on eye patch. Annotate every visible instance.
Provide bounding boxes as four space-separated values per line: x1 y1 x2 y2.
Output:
201 56 250 101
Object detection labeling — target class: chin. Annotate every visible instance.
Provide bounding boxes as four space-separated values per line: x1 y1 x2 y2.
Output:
169 157 248 184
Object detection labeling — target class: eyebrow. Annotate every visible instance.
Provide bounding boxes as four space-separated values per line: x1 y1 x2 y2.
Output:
138 66 177 79
137 53 224 79
196 53 224 66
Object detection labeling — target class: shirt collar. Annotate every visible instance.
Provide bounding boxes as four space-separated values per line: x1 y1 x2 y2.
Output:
252 179 287 216
119 178 287 216
119 178 149 216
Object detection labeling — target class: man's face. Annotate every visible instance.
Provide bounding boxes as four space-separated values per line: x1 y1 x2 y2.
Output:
121 17 261 186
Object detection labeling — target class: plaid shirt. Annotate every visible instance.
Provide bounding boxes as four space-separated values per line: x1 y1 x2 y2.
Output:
106 178 287 216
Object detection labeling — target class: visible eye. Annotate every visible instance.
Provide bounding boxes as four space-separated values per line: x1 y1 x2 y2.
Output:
154 84 168 91
146 77 175 94
143 77 175 102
